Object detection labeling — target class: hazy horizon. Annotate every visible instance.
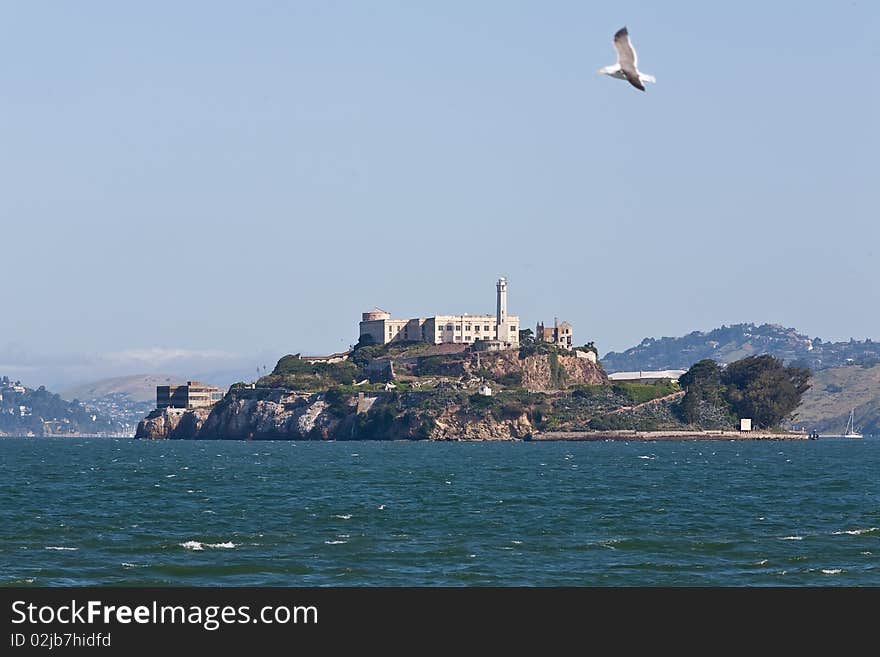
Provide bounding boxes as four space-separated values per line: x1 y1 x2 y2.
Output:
3 2 877 389
2 318 874 391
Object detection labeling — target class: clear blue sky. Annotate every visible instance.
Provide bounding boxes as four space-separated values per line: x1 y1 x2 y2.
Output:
2 1 878 387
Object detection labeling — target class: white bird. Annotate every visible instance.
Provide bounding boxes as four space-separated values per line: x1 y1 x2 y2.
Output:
598 26 656 92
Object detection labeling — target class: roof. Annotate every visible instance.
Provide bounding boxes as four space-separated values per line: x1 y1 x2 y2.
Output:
608 370 687 380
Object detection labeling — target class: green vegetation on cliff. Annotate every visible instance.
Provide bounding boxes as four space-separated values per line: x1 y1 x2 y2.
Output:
150 340 812 441
352 388 549 440
548 381 682 432
258 354 360 390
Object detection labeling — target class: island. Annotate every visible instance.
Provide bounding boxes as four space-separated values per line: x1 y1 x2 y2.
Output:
135 343 811 442
135 279 813 442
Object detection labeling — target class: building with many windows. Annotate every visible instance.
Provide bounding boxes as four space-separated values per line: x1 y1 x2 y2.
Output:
156 381 224 410
359 278 520 348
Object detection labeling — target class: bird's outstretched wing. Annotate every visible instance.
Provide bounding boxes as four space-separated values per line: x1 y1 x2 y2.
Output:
613 26 638 69
613 27 644 91
622 70 645 91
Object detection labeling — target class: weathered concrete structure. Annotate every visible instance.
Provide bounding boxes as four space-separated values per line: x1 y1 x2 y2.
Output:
156 381 224 410
607 370 687 384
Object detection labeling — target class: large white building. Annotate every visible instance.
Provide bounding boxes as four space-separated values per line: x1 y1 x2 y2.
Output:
607 370 687 384
359 278 520 348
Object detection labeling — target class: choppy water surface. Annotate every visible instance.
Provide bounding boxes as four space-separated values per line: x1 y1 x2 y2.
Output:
1 437 878 585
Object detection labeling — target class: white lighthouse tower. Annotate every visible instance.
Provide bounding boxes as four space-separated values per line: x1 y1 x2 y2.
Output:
496 277 508 340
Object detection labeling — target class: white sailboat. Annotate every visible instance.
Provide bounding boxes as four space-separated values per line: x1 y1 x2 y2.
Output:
843 408 863 438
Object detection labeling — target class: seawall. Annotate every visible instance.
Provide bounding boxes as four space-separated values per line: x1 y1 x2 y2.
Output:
529 430 811 441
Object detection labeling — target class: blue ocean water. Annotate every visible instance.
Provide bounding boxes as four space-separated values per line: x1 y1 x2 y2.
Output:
1 437 878 586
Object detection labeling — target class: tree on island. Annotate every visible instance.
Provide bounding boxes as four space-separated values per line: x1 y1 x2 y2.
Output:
677 359 726 425
677 355 811 429
721 355 811 429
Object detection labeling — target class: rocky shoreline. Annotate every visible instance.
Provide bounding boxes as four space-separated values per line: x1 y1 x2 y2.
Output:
135 349 608 442
134 388 536 441
134 346 815 442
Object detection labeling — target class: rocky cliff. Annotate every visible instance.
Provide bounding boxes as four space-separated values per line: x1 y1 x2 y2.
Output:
134 407 212 440
471 350 607 391
430 408 533 440
198 390 338 440
135 389 342 440
134 386 537 441
134 346 609 441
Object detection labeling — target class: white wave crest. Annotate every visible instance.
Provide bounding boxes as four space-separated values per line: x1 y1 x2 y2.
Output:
832 527 878 536
324 540 347 545
181 540 236 550
780 536 803 541
821 569 843 575
334 514 352 520
45 546 78 551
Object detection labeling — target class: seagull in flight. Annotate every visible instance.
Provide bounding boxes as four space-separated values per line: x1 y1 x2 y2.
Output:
598 26 656 92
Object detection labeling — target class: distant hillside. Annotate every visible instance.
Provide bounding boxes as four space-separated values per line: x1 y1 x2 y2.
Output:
601 323 880 373
793 364 880 436
0 376 121 436
60 374 179 403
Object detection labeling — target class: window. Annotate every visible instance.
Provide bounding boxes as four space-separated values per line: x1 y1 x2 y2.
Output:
455 326 460 332
511 326 516 332
446 325 453 331
484 325 490 331
465 336 471 341
475 325 481 332
465 325 471 331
